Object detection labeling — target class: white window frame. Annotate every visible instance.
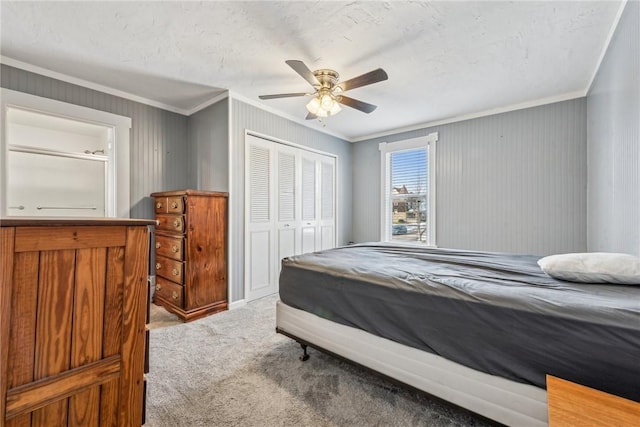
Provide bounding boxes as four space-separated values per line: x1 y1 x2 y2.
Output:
379 132 438 246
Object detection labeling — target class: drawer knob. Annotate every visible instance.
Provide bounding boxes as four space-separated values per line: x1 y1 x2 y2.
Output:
156 263 161 270
156 284 162 292
172 268 180 276
171 201 178 209
173 219 181 228
156 202 162 209
172 291 179 301
172 245 179 253
155 242 161 249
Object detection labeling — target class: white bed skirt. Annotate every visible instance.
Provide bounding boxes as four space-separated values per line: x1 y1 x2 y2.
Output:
276 300 548 427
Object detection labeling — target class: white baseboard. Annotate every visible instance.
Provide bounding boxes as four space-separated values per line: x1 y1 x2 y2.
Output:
228 299 247 310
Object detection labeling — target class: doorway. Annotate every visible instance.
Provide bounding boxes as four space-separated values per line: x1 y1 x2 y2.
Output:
1 89 131 217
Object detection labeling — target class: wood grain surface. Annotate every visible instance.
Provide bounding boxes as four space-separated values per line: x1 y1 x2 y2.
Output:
1 221 150 427
547 375 640 426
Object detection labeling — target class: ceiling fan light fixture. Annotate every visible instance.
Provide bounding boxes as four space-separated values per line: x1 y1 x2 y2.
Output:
328 99 342 115
320 94 333 110
315 107 329 118
262 60 387 119
306 97 321 114
307 92 342 117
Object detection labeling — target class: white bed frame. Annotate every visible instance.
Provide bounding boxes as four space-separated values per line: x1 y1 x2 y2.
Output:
276 300 549 427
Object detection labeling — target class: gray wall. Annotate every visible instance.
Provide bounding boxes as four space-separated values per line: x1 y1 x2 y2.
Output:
587 0 640 256
187 98 229 191
229 99 352 302
353 99 587 256
1 64 189 219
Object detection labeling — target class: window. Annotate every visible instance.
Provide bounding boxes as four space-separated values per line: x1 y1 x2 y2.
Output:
380 133 437 245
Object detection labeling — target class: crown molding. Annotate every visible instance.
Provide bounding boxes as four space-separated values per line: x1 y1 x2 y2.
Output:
2 55 598 144
351 90 586 143
185 91 230 115
0 56 196 115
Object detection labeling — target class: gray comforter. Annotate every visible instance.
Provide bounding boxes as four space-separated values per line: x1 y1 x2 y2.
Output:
279 243 640 401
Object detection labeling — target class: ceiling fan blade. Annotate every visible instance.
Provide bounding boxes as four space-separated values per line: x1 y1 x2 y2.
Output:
338 68 388 92
259 93 308 100
338 96 377 113
286 60 320 87
305 112 317 120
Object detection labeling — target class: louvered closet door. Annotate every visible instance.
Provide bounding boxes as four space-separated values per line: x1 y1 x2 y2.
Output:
245 135 277 301
276 145 300 275
300 153 319 254
245 134 337 301
319 157 336 250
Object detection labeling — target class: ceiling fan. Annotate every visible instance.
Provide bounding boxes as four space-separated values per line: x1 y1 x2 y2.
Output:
259 60 388 120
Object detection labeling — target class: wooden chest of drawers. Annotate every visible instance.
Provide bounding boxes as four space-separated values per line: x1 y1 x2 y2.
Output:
151 189 228 322
1 218 154 426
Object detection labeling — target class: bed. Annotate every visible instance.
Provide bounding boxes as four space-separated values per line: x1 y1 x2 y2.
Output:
275 243 640 427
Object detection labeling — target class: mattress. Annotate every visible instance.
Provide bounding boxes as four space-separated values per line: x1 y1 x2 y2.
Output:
279 243 640 401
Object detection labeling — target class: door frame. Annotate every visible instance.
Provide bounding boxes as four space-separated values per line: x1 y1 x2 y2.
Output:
1 89 132 217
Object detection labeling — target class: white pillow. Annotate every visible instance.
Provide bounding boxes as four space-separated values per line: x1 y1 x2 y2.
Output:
538 252 640 285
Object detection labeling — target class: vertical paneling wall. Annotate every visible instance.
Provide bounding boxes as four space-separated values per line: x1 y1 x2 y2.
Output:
230 99 352 302
353 98 588 256
187 98 229 191
587 0 640 256
1 65 189 219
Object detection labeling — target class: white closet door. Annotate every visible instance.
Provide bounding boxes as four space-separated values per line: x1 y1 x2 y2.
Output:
245 135 277 301
320 157 336 250
300 154 318 254
245 134 337 302
276 146 300 274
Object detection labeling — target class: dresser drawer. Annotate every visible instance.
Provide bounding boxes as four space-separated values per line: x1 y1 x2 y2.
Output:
155 255 184 283
155 196 185 214
155 197 167 214
155 276 184 307
155 234 184 261
156 214 184 233
167 196 185 213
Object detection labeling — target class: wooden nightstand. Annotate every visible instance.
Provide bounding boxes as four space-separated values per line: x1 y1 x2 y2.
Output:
547 375 640 426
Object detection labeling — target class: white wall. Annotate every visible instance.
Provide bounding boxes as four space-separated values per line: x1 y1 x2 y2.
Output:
587 0 640 256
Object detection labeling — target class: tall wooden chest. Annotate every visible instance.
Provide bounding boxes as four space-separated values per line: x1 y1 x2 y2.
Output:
151 189 228 322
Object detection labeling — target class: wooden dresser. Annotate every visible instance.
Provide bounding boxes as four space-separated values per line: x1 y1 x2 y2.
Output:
0 217 154 427
151 189 228 322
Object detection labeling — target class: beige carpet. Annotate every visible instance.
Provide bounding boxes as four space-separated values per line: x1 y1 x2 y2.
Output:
148 302 182 330
145 295 495 427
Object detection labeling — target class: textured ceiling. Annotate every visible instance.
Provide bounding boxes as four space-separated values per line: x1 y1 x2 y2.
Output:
0 1 623 141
